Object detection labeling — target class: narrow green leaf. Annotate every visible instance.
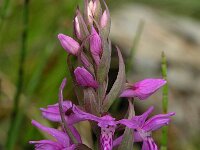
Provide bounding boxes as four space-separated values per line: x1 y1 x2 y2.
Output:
67 55 84 106
118 100 135 150
103 46 126 112
5 0 29 149
74 143 92 150
83 88 99 115
101 0 111 38
126 20 144 74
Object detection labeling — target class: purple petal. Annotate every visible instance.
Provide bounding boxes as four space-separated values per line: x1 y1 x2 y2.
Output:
74 67 98 88
72 106 117 128
134 130 143 142
132 106 154 127
68 125 82 143
142 138 158 150
143 112 175 132
97 115 117 128
113 136 123 147
90 27 102 65
40 101 73 122
41 100 96 125
117 119 138 129
58 34 80 55
120 78 166 100
31 120 70 147
29 140 62 150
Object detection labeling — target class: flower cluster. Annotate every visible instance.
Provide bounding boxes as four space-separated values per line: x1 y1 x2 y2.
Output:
30 0 175 150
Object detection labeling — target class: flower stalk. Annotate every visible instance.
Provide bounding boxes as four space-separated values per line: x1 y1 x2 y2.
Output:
161 52 169 150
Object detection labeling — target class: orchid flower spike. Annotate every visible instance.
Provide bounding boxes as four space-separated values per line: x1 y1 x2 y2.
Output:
41 101 118 150
40 78 121 150
58 33 80 55
120 78 166 100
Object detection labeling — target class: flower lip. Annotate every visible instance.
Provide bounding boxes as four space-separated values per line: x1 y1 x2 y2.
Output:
97 115 117 128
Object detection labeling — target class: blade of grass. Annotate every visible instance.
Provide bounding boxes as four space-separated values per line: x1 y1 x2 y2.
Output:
126 20 144 74
161 51 169 150
5 0 29 149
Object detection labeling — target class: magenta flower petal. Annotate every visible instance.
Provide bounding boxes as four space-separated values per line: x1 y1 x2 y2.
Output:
113 136 123 147
132 106 154 127
40 101 73 122
117 118 138 129
143 112 175 132
57 34 80 55
29 140 62 150
90 27 102 65
142 138 158 150
100 126 115 150
120 78 166 100
117 107 174 149
31 120 70 147
74 66 98 88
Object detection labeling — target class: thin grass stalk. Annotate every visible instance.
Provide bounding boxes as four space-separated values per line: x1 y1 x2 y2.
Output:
126 20 144 74
161 51 169 150
5 0 29 149
111 20 144 112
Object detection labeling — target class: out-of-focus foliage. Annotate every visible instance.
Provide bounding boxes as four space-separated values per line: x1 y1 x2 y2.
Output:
110 0 200 19
0 0 82 149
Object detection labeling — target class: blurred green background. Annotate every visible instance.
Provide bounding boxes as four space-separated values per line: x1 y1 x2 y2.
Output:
1 0 200 149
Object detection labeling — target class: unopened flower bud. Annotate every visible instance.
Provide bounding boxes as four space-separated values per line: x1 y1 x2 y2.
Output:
90 27 102 65
57 34 80 55
81 53 90 68
100 10 108 28
74 16 81 40
74 67 98 88
87 0 97 24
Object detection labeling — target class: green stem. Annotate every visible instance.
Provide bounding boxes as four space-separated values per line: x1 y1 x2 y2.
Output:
161 51 169 150
5 0 29 149
59 78 78 144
